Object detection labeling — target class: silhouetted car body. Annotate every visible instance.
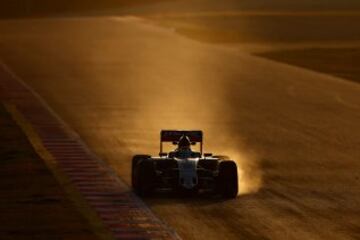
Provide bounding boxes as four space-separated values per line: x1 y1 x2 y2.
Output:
132 130 238 198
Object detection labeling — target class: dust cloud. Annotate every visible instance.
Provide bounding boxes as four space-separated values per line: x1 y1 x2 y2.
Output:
204 132 263 195
225 149 262 195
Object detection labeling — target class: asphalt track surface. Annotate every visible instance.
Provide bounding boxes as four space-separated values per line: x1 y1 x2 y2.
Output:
0 17 360 240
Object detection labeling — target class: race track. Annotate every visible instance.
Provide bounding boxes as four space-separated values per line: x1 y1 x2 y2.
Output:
0 16 359 240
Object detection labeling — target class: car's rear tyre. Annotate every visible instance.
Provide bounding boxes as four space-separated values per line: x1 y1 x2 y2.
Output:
131 155 150 191
136 160 156 197
218 161 238 198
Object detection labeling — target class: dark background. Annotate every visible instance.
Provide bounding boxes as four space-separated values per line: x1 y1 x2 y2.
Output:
1 0 360 19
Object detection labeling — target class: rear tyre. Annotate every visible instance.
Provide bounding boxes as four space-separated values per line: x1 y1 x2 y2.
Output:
136 160 156 197
218 161 238 198
131 155 150 191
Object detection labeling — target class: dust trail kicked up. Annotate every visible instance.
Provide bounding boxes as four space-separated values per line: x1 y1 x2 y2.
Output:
206 138 263 196
226 149 262 195
194 124 262 196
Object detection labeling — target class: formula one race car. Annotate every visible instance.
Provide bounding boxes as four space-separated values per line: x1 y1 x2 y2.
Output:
132 130 238 198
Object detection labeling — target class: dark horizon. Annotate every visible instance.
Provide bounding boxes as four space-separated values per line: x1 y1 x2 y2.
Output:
1 0 360 19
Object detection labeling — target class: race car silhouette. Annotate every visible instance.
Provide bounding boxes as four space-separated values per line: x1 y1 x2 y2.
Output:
132 130 238 198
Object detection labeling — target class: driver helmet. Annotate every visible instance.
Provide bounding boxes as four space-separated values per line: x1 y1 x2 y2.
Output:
178 135 191 149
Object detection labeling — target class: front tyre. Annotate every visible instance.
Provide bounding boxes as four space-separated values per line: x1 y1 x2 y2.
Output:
218 161 238 198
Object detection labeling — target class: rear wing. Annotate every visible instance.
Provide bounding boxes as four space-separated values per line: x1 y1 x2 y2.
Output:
160 130 203 154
